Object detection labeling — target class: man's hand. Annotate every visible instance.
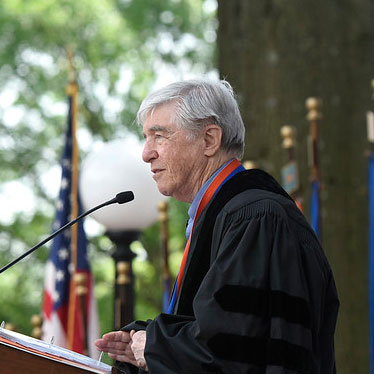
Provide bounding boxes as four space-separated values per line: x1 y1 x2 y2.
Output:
130 330 147 371
94 331 137 366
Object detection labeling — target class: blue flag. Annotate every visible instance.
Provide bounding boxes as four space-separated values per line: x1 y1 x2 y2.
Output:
369 153 374 374
310 180 320 238
163 277 171 313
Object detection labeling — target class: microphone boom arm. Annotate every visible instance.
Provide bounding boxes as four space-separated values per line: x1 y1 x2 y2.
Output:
0 191 134 274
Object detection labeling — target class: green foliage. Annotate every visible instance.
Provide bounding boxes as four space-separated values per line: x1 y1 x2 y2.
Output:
0 0 216 341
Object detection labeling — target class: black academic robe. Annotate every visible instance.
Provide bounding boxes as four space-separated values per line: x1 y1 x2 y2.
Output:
120 169 339 374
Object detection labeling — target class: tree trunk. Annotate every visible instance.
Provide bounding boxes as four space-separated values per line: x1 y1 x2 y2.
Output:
218 0 374 372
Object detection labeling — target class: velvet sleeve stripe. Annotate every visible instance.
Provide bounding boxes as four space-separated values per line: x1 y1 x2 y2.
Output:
207 333 312 374
214 285 311 329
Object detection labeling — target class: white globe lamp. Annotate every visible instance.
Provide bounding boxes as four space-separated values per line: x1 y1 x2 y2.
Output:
80 137 166 231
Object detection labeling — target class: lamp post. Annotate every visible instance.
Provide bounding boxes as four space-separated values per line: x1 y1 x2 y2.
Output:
108 230 138 329
80 137 166 329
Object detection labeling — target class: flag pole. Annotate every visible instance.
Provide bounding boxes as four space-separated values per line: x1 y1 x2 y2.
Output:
158 201 172 312
65 47 87 354
66 46 79 272
306 97 322 239
74 272 89 355
280 125 303 211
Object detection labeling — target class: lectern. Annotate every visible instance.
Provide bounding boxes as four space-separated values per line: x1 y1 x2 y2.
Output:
0 329 114 374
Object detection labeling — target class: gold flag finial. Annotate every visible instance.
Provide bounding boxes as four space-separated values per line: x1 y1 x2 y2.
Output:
280 125 296 149
65 46 76 83
306 97 322 122
65 47 78 96
243 160 257 170
31 315 43 339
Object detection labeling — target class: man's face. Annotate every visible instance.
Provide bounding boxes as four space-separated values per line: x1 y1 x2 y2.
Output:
142 102 206 203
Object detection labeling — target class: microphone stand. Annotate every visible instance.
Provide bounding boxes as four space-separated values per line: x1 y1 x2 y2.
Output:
0 191 134 274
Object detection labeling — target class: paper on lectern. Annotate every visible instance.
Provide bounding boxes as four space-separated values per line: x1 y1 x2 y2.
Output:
0 327 112 373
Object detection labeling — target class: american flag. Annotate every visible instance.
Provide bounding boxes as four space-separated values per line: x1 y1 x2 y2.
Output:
42 82 99 358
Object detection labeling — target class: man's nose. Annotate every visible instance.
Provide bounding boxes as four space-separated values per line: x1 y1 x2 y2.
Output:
142 141 157 163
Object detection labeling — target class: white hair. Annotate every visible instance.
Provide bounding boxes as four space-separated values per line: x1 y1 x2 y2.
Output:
137 79 245 159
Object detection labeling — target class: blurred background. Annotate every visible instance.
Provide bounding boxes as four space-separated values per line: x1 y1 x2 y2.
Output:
0 0 373 372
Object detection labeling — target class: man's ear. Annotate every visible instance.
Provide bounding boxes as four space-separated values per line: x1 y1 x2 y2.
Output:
203 124 222 157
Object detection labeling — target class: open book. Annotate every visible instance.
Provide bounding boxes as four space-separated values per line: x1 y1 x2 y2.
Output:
0 326 112 374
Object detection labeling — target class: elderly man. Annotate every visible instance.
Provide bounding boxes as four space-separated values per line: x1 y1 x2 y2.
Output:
95 80 339 373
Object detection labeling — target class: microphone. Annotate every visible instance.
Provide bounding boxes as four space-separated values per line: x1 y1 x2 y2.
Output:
0 191 134 274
